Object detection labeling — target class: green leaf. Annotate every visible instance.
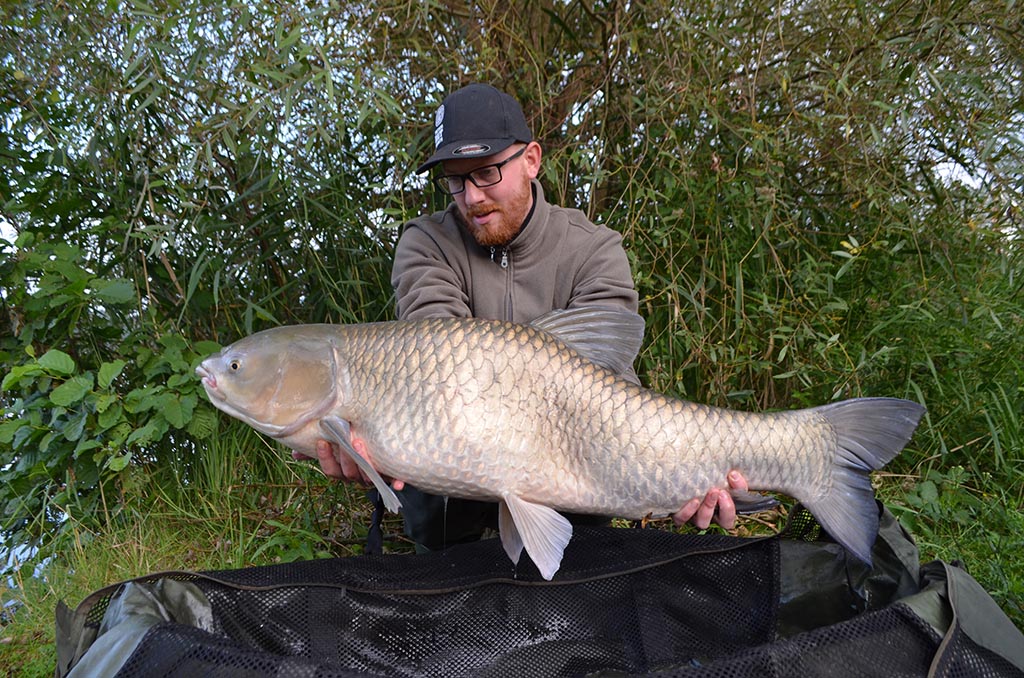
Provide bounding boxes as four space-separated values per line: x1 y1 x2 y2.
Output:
2 364 43 390
125 384 162 413
91 279 137 304
0 420 25 444
97 401 124 430
180 392 197 414
917 480 939 505
125 419 166 446
163 394 185 428
94 392 117 413
193 341 222 357
12 424 36 450
107 453 132 472
73 438 103 458
50 374 95 407
98 359 128 388
186 407 217 440
62 409 89 442
38 349 76 375
105 422 133 447
166 373 192 388
39 431 56 454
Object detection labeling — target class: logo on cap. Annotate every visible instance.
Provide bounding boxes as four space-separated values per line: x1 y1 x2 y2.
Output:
453 144 491 156
433 105 445 148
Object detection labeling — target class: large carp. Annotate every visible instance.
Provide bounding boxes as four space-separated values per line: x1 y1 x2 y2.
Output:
196 307 925 579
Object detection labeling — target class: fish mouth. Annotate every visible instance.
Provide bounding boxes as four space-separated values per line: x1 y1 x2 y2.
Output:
195 363 221 398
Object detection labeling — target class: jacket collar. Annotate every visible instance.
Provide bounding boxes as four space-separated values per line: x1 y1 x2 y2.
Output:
505 180 548 253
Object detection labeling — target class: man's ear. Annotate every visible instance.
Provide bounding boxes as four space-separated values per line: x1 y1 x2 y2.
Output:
524 141 543 179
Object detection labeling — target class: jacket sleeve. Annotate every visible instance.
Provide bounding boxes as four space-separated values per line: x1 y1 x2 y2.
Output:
568 227 639 315
568 226 643 384
391 221 473 321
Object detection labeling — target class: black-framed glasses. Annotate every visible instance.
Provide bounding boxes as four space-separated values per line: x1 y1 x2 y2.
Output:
432 145 528 196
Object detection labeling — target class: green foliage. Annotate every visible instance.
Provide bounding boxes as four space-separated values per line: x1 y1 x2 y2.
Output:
0 233 215 550
0 0 1021 654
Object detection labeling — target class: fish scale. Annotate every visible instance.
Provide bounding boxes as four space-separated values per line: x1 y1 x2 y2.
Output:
197 307 925 579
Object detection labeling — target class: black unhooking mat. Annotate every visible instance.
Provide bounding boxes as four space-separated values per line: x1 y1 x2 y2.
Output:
56 506 1024 677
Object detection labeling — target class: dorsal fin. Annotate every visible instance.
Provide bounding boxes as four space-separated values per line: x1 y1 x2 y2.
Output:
530 307 645 377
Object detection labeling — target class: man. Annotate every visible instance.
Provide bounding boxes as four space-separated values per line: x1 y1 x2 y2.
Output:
305 83 748 550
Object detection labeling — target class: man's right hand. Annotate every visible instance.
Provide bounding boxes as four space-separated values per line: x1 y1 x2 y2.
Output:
294 438 405 491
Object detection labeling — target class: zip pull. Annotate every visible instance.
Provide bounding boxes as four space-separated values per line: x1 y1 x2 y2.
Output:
489 246 509 269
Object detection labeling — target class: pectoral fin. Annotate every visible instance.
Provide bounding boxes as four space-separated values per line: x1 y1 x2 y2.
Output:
320 416 402 514
531 307 645 378
501 494 573 580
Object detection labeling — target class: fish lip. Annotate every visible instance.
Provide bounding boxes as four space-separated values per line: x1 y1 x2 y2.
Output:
195 363 219 395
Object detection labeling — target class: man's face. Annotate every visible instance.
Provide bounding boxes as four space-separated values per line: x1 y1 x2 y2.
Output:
442 142 542 247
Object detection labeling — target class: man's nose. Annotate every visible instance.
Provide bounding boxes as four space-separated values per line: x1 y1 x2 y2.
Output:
462 179 486 204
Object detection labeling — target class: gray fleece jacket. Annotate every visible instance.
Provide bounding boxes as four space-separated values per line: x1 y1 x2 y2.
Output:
391 181 640 335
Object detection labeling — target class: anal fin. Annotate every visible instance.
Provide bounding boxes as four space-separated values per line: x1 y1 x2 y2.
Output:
501 494 573 580
730 489 780 514
498 501 524 565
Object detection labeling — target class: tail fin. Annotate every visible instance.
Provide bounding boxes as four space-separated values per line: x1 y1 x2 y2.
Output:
802 397 925 565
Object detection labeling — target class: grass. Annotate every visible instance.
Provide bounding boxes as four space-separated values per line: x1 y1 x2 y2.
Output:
880 465 1024 626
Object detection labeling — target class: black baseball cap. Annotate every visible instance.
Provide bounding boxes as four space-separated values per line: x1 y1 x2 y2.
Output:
416 84 533 174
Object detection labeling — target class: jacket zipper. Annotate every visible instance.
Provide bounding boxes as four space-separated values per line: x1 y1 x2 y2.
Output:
489 246 509 269
489 246 513 318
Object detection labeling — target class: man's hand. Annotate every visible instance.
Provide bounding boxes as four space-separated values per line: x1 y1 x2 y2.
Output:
293 438 405 491
673 470 749 530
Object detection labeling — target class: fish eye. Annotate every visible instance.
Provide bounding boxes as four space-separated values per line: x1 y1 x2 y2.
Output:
230 360 240 371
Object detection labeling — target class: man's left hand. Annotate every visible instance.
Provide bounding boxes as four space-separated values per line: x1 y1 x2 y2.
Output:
673 470 748 530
